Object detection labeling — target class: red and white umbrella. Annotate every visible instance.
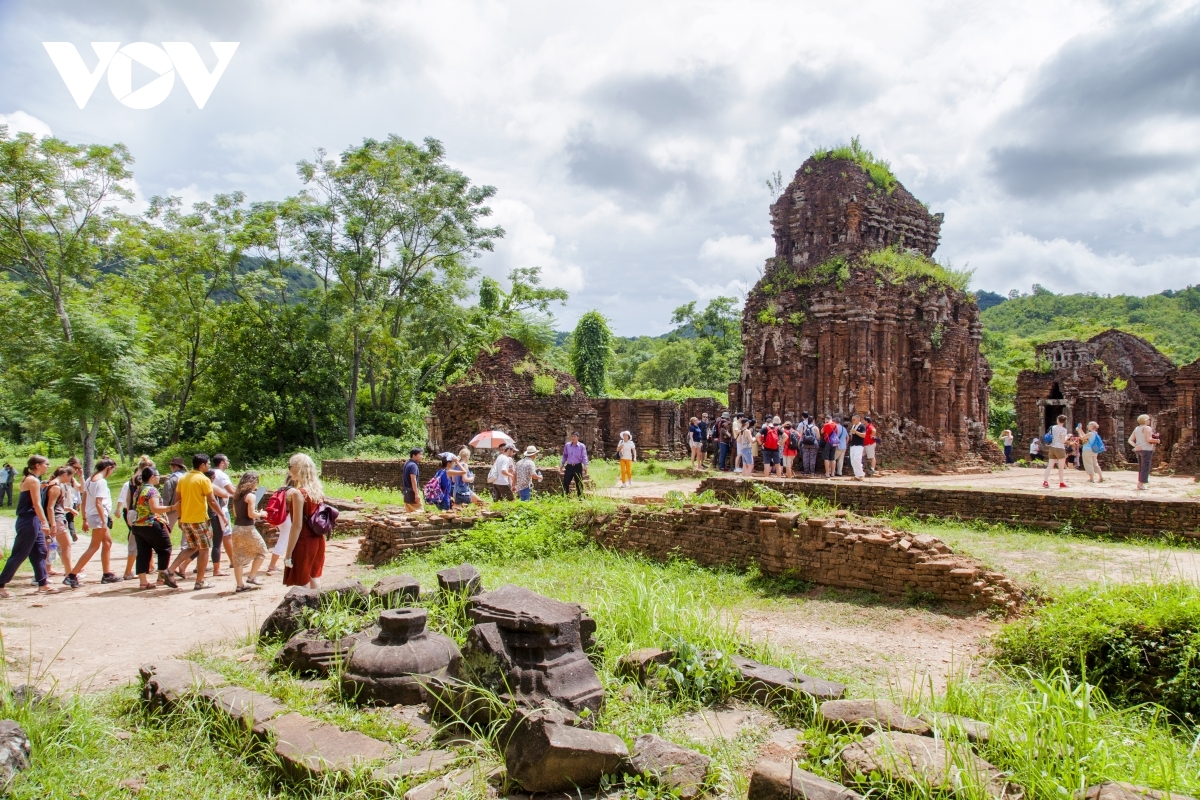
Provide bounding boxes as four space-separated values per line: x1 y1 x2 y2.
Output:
468 430 516 449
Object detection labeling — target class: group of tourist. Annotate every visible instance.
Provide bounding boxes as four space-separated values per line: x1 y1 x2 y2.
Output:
0 452 328 598
1022 413 1160 490
692 411 879 481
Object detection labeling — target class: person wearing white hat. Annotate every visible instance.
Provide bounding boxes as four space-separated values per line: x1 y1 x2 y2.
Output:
616 431 637 487
514 446 543 501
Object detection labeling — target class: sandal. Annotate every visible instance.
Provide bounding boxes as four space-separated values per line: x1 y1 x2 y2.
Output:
235 584 261 593
37 585 60 595
0 589 11 599
193 581 214 591
158 571 179 589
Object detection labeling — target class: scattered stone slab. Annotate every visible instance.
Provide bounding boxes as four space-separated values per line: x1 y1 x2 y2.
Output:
0 720 31 791
383 704 437 744
759 728 806 763
255 712 394 780
320 579 370 609
503 706 628 793
8 684 47 707
920 712 992 744
1076 783 1196 800
436 564 482 597
820 699 931 736
371 575 421 607
466 584 604 718
682 709 769 743
278 629 370 677
405 765 504 800
118 777 145 793
139 660 227 709
616 648 673 684
732 656 847 703
840 731 1022 800
374 749 458 783
629 734 710 799
750 760 862 800
342 608 462 706
260 586 321 640
202 686 286 729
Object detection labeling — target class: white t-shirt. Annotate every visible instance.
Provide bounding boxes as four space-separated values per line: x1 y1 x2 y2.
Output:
1001 433 1013 446
1030 438 1041 454
84 477 112 515
212 468 233 531
1130 426 1156 451
616 440 636 460
1049 425 1068 449
493 455 515 486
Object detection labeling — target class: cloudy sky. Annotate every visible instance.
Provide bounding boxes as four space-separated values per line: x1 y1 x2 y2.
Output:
2 0 1198 334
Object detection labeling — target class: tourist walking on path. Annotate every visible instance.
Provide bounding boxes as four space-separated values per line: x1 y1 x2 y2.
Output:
169 454 221 591
159 457 186 534
64 457 83 543
821 415 839 477
514 446 543 500
561 432 588 497
117 455 156 581
834 417 848 476
283 453 326 590
0 456 57 597
0 463 13 507
426 455 454 511
759 417 782 477
1128 414 1159 491
616 432 637 487
737 421 755 476
231 472 269 590
848 414 867 480
1001 429 1014 464
490 445 517 501
864 416 878 476
798 413 819 475
1077 422 1105 483
781 422 799 479
67 458 118 587
208 455 236 578
43 466 76 580
450 448 484 506
128 467 179 590
687 417 704 470
402 448 424 512
1042 415 1070 489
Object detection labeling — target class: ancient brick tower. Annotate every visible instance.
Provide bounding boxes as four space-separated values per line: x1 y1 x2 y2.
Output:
733 152 996 465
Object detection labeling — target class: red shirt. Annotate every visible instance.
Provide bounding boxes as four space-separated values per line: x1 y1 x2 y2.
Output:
865 424 877 446
821 422 837 443
783 429 798 457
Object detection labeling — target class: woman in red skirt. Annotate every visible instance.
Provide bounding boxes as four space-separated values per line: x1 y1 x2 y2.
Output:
283 453 325 590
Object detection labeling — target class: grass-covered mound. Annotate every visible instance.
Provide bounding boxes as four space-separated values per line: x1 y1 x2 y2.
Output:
994 582 1200 720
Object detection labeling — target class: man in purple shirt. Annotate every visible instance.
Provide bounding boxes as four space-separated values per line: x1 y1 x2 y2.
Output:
560 431 588 497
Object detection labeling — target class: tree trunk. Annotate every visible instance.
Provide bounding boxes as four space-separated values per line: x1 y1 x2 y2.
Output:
82 417 102 478
306 400 321 450
53 289 73 343
107 421 125 463
124 406 134 460
348 334 360 442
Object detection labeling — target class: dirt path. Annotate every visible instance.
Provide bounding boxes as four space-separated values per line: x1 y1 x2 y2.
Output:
0 516 363 693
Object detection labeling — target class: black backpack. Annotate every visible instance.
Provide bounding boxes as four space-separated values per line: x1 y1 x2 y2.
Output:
801 422 818 447
788 430 801 451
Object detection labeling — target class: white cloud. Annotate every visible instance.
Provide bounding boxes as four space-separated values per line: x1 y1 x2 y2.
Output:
698 234 774 268
487 197 584 293
0 110 51 137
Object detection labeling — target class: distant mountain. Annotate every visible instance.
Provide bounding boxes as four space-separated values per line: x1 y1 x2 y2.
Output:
974 290 1006 311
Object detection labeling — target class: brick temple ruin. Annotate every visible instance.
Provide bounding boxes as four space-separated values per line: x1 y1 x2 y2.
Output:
426 337 723 458
732 153 997 467
1015 329 1200 472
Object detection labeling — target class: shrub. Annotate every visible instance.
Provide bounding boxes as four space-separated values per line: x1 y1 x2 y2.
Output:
810 136 898 194
861 245 973 293
432 498 596 564
993 582 1200 720
532 374 556 396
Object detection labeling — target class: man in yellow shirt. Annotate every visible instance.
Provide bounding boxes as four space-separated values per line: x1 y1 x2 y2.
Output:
170 454 222 590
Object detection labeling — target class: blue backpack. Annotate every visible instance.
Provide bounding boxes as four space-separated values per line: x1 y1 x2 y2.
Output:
1089 432 1107 453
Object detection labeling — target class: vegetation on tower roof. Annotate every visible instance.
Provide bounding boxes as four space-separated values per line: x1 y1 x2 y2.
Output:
862 245 973 292
810 136 899 194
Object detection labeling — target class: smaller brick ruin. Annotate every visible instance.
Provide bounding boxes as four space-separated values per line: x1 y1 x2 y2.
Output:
426 337 723 459
1015 329 1200 473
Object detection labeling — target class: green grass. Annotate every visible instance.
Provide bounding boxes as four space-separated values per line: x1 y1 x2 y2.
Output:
810 136 899 194
862 245 973 293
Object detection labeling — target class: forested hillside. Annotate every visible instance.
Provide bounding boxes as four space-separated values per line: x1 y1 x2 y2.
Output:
980 286 1200 432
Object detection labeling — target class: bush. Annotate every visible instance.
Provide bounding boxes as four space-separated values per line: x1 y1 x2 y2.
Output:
993 582 1200 720
532 374 556 396
432 498 596 564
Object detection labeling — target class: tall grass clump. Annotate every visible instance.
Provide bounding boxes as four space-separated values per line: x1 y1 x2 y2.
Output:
993 582 1200 721
810 136 898 193
862 245 974 293
431 496 609 565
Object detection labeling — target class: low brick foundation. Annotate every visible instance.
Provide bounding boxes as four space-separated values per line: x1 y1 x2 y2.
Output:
588 505 1019 610
356 508 505 565
696 476 1200 539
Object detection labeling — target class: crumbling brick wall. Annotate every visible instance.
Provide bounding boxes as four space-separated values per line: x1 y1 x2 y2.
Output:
697 475 1200 539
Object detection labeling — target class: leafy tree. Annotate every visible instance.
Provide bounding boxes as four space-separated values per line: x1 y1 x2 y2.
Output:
632 340 696 391
0 128 134 473
570 311 612 396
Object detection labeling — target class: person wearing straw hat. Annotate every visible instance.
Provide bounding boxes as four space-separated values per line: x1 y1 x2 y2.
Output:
616 431 637 487
514 446 543 501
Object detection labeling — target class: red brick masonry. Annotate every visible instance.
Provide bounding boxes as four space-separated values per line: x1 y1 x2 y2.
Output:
696 476 1200 539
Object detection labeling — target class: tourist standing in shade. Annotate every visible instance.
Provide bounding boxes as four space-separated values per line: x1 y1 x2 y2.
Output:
561 432 588 497
230 471 268 589
283 453 326 590
1001 429 1014 464
864 416 878 476
1077 421 1105 483
129 467 180 590
848 414 867 481
402 448 424 512
0 456 56 597
616 432 637 487
514 446 543 501
68 458 118 587
1042 414 1070 489
798 412 820 475
833 417 849 476
1128 414 1159 491
0 463 13 507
